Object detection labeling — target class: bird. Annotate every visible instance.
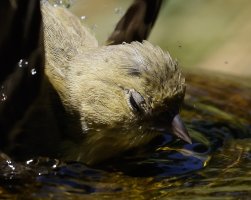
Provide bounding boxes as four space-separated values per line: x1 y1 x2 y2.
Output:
25 1 191 165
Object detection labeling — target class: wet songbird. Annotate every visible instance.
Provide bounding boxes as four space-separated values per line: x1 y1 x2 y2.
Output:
39 2 191 164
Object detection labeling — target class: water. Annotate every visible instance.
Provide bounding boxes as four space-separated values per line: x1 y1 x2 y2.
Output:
0 72 250 199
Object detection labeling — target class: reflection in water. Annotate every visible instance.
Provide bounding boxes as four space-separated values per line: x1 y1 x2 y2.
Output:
0 72 251 199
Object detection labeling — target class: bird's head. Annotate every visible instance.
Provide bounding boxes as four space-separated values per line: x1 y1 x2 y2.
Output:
67 41 191 148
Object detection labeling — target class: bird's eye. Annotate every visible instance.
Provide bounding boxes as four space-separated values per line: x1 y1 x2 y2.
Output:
125 89 146 113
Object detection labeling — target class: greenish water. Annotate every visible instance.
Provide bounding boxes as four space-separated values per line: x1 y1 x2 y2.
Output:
0 72 250 200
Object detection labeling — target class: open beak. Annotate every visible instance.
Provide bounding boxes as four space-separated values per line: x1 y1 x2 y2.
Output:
171 114 192 144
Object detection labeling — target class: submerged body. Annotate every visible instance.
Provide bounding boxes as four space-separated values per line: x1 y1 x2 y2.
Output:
38 2 190 164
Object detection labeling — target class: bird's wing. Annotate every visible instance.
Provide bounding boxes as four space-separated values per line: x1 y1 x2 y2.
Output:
107 0 163 44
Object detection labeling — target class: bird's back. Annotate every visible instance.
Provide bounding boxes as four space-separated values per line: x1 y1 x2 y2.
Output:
41 2 98 78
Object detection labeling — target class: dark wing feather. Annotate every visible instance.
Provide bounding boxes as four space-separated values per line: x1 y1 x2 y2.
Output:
107 0 163 44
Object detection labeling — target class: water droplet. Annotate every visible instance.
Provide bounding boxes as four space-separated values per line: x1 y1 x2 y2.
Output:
18 59 29 68
0 85 7 102
49 0 75 8
6 160 15 170
26 159 33 165
80 16 87 21
1 93 7 102
91 24 98 31
31 68 37 75
114 7 124 16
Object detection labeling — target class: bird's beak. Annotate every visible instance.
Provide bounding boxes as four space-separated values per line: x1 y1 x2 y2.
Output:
171 114 192 144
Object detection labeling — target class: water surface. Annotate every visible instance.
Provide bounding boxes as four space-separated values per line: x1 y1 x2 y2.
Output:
0 72 251 200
